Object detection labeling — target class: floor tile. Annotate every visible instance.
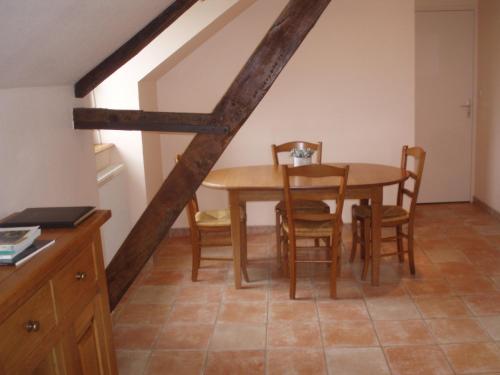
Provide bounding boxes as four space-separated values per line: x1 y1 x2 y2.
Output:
478 316 500 340
463 293 500 316
385 345 453 375
146 350 205 375
442 342 500 373
175 285 223 303
206 351 265 375
404 279 452 298
427 318 490 344
142 270 187 285
113 325 160 350
446 275 497 295
116 303 171 325
168 302 219 324
194 268 227 284
223 287 268 302
321 320 378 348
317 299 370 321
362 284 407 298
326 347 390 375
414 297 471 318
129 285 178 305
211 323 266 350
269 301 318 321
218 302 267 324
116 350 150 375
268 321 323 349
437 262 481 277
366 296 421 320
267 349 327 375
155 323 213 350
425 248 469 263
374 320 434 346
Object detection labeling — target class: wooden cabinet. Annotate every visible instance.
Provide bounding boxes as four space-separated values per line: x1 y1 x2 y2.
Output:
0 211 117 375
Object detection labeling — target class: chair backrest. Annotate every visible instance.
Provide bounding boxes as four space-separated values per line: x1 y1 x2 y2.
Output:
282 164 349 243
176 155 199 232
271 141 322 165
397 145 426 221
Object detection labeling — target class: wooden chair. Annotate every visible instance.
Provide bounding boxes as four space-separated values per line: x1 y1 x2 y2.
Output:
350 146 426 279
282 164 349 299
271 141 329 266
177 156 249 282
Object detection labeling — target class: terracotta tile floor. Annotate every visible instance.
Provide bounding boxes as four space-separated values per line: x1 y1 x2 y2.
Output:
113 203 500 374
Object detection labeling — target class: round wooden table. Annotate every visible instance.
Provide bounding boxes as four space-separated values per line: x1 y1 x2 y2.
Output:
203 163 408 288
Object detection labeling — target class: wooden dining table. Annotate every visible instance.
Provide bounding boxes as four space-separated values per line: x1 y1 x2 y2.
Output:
203 163 409 288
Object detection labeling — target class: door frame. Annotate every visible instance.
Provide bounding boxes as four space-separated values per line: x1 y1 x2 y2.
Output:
415 1 478 203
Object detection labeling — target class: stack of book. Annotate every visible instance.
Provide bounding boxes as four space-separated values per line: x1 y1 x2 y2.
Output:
0 226 54 266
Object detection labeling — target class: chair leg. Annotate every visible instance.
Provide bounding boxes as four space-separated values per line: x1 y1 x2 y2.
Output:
191 239 201 282
350 217 358 263
283 232 289 277
396 225 404 263
289 238 296 299
359 218 367 261
408 226 416 275
330 238 338 299
361 219 371 281
314 238 320 247
241 220 250 283
275 210 282 267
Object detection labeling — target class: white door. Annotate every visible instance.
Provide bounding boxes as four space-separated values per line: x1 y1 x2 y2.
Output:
415 10 475 203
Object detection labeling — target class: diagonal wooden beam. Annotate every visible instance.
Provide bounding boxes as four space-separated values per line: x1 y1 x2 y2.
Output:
73 108 227 134
106 0 331 310
74 0 198 98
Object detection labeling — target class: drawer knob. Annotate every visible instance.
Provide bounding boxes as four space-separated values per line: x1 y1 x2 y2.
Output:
75 271 87 281
25 320 40 333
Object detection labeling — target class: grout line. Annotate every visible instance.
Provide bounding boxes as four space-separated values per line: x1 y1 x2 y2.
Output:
314 293 330 375
362 291 394 375
201 275 225 373
264 264 270 375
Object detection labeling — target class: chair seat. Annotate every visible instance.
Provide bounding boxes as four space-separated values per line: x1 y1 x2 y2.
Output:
275 199 329 214
352 205 409 224
283 219 333 238
195 209 244 228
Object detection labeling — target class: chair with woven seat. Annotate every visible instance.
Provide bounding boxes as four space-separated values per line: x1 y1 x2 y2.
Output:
271 141 329 267
350 145 426 279
177 156 249 282
282 164 349 299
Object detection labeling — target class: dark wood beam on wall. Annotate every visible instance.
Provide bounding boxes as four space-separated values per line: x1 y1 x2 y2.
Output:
74 0 198 98
73 108 226 134
105 0 331 310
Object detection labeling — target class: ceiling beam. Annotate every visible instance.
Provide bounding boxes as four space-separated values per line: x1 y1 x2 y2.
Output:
105 0 331 310
74 0 198 98
73 108 226 134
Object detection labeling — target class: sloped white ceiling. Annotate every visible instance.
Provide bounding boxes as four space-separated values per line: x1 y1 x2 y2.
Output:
0 0 175 89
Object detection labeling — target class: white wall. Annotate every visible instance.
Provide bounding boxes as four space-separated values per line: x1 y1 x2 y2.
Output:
92 0 257 264
155 0 416 227
475 0 500 212
0 86 98 218
98 171 130 265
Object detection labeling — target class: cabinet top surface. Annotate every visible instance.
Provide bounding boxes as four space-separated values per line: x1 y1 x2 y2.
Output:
0 210 110 311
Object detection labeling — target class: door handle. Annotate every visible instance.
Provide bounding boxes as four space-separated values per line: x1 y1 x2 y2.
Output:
460 99 472 118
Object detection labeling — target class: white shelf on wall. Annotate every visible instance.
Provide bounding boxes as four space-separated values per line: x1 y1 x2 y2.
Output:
97 163 125 186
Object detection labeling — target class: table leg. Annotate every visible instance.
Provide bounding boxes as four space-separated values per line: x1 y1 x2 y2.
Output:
229 190 242 289
370 187 383 286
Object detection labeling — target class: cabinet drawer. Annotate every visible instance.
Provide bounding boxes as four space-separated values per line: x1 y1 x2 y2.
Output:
0 283 57 371
53 244 97 318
